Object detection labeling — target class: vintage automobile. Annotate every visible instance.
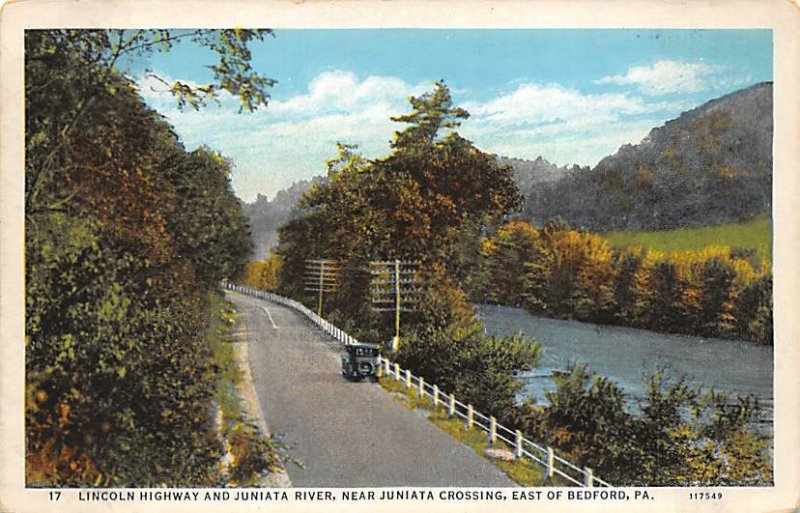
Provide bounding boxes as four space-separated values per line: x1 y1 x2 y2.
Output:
340 342 381 382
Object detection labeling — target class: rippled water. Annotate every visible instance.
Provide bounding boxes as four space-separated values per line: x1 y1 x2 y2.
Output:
476 304 773 426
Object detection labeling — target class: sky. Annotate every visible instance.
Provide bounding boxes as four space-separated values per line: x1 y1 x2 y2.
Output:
129 29 772 202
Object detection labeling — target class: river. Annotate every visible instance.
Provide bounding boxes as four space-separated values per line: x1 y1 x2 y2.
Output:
475 304 773 429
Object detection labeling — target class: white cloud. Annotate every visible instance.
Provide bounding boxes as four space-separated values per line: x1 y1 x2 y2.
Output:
595 59 725 96
271 71 427 116
465 118 660 167
463 82 682 127
136 71 688 201
458 82 686 165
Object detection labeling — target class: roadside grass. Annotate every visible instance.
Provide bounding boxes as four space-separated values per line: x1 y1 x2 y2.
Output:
602 216 772 265
206 291 282 485
378 375 566 487
208 294 241 419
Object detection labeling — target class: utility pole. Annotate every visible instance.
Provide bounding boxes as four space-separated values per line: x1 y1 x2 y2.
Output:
304 259 340 317
369 259 421 352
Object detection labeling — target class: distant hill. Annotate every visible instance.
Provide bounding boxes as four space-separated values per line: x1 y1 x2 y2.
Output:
242 178 320 258
521 82 773 231
497 156 587 189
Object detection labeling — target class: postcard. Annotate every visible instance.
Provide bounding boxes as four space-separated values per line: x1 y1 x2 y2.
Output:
1 1 798 512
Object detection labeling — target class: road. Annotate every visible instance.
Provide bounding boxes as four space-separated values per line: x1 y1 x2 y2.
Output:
226 291 514 487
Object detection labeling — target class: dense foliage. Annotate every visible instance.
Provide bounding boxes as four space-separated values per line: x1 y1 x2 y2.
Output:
25 30 268 485
467 218 772 344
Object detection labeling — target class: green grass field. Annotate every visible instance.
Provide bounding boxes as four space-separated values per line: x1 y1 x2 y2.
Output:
602 216 772 263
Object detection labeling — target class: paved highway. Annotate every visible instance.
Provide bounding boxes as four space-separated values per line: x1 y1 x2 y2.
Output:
226 291 514 487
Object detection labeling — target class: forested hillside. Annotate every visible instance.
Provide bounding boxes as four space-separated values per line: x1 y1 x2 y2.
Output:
521 82 773 231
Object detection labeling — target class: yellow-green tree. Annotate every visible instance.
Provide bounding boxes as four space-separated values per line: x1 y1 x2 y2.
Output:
243 251 283 291
484 220 545 307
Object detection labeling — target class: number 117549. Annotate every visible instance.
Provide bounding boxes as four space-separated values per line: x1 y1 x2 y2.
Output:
689 492 723 500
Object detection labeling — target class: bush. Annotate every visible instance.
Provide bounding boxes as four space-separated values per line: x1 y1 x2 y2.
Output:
396 323 541 422
514 365 772 486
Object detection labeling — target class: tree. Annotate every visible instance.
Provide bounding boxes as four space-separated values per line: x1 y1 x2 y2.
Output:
733 275 772 344
516 363 641 482
610 248 647 325
159 147 253 287
26 29 275 220
243 251 284 291
698 256 737 337
518 223 615 321
484 220 545 306
390 80 469 149
642 260 686 332
278 81 521 334
378 81 521 261
396 323 541 421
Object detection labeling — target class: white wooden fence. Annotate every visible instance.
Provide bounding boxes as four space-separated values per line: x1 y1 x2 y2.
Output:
223 282 611 488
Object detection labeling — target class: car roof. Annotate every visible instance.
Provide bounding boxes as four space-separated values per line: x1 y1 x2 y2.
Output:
344 342 380 349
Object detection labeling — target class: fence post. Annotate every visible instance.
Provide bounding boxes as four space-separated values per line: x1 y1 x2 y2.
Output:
544 447 555 481
394 363 401 381
467 404 474 430
418 376 424 399
489 417 497 445
433 385 439 408
515 430 523 459
449 394 455 416
405 369 411 390
584 467 594 487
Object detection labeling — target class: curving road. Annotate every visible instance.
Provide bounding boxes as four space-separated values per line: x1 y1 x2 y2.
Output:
226 291 513 487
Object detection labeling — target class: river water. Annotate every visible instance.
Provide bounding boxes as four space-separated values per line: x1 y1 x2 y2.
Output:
475 304 773 429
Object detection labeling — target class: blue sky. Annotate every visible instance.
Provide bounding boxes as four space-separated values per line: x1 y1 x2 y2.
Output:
131 29 772 202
